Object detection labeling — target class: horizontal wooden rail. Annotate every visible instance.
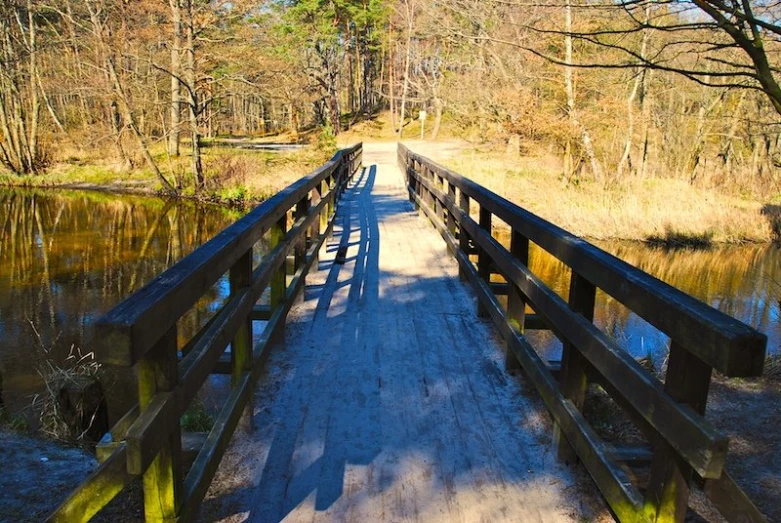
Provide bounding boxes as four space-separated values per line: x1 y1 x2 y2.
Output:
398 143 767 523
48 143 363 522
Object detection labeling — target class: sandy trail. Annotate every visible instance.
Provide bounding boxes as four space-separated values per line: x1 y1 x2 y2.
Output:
201 142 597 523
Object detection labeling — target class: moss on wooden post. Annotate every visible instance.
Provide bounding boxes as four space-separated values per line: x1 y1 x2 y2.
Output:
230 249 253 430
137 326 182 521
643 341 713 523
270 213 287 312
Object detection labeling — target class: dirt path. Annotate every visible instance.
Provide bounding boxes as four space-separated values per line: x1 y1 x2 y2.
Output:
201 142 604 522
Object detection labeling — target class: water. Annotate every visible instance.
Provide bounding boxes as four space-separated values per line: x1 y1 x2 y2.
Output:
0 188 244 424
516 240 781 366
1 187 778 425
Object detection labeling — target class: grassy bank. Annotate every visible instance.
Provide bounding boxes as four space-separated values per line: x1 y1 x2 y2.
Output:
420 145 777 244
0 139 335 209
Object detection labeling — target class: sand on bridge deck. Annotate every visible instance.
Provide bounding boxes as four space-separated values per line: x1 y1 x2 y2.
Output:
200 142 603 523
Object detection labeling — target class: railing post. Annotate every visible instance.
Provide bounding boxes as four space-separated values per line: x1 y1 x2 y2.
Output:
506 229 529 372
458 191 470 281
477 207 492 317
438 174 446 222
447 183 456 235
137 326 182 521
319 179 328 238
407 155 416 205
326 175 335 220
230 249 253 431
270 212 287 316
432 169 441 219
643 342 712 523
295 196 310 281
554 271 596 463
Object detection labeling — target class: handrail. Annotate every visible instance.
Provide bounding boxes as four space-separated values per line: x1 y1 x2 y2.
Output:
48 143 363 522
398 142 767 523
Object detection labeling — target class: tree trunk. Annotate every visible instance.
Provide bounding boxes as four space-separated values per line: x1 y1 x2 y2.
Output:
398 1 414 138
184 0 203 188
169 0 182 157
388 24 396 131
431 97 443 140
565 0 602 182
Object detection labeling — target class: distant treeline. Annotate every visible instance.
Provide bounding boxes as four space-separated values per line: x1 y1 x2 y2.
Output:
2 0 781 195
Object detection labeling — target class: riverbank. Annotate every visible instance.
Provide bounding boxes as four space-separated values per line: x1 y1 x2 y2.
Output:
403 140 778 244
0 140 335 210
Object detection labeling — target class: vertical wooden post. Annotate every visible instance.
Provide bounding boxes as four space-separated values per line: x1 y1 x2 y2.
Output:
447 183 456 236
326 175 334 220
438 175 447 222
554 271 596 463
319 179 328 237
295 196 310 278
432 170 441 218
458 191 470 281
506 229 529 372
138 327 182 521
230 249 253 431
643 342 712 523
270 213 287 311
477 207 492 318
446 183 457 257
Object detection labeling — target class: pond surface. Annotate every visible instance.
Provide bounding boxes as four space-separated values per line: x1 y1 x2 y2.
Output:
0 188 245 425
517 239 781 365
1 187 778 427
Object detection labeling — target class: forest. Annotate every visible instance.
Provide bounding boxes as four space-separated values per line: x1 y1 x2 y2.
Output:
1 0 781 199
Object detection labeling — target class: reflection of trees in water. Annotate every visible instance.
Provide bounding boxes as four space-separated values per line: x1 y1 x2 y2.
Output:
0 189 237 419
496 228 780 359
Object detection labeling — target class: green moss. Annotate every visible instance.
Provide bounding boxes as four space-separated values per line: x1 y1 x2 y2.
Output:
180 400 214 433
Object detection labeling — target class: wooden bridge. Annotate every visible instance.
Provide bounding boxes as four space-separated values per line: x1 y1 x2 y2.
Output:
49 143 768 523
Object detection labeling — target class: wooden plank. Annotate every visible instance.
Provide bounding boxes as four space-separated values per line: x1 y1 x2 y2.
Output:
524 313 550 331
250 305 272 321
607 443 654 465
404 147 766 377
704 470 769 523
94 144 360 367
46 444 135 523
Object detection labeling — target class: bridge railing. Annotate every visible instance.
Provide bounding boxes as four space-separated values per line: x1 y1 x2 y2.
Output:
48 143 363 523
399 143 767 523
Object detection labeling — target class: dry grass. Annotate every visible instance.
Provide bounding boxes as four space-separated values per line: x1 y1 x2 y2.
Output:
0 140 335 207
425 145 774 243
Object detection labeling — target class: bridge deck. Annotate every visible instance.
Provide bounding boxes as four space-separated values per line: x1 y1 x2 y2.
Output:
204 144 593 522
